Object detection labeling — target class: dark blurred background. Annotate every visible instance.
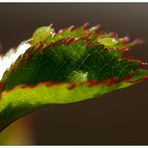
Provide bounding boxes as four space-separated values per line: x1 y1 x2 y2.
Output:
0 3 148 145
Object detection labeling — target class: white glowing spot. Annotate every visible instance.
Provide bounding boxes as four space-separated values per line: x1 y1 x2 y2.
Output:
0 42 31 80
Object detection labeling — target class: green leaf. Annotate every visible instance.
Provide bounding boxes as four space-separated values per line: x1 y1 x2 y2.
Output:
0 24 148 131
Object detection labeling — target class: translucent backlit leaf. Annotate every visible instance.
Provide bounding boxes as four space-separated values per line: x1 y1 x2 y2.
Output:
0 24 148 131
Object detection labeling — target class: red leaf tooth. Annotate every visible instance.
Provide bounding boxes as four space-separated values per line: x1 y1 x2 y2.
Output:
129 76 148 84
108 32 118 38
68 25 75 30
68 83 80 89
87 77 118 87
123 56 147 66
122 48 129 52
140 76 148 81
89 24 101 32
132 38 144 46
49 42 54 48
139 62 148 66
123 74 133 81
63 37 76 44
22 54 29 62
83 22 90 29
119 36 130 43
0 82 5 89
132 59 147 66
39 41 45 54
87 80 101 87
58 29 64 34
51 32 56 37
